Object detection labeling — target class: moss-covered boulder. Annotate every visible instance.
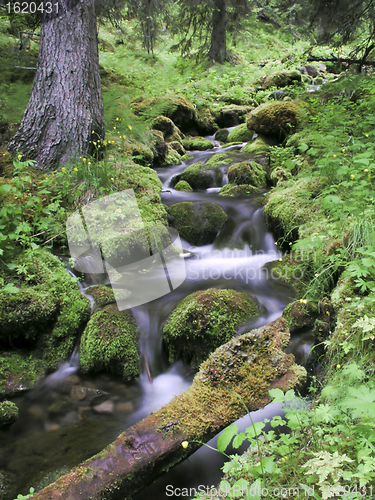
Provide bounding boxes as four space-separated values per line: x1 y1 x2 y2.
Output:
150 115 183 143
228 161 267 187
168 201 227 246
182 137 214 151
204 153 233 168
214 129 229 143
219 184 260 197
195 108 218 135
162 288 260 364
173 161 223 190
227 123 254 143
85 286 115 310
260 70 302 89
247 101 303 139
213 105 254 128
174 180 193 192
79 304 140 380
241 135 278 156
131 95 197 131
163 145 182 166
0 250 90 366
169 141 186 156
282 300 319 331
0 400 18 426
0 352 47 395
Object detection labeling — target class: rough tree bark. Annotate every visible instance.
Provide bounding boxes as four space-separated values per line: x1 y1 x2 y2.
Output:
8 0 104 171
31 318 306 500
208 0 227 63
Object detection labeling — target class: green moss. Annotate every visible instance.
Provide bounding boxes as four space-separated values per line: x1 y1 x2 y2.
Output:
204 153 232 167
214 129 229 143
131 95 197 131
79 304 140 380
182 137 215 151
175 161 222 190
282 300 319 331
162 288 260 365
227 123 254 143
180 153 194 162
218 184 259 196
227 161 267 187
0 250 90 366
0 352 46 395
174 180 193 192
247 100 303 139
241 135 277 156
85 286 115 309
262 259 305 298
0 400 18 426
260 70 302 89
163 145 182 166
270 166 292 185
168 201 227 246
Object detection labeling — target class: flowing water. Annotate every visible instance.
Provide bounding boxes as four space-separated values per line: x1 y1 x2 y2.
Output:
0 138 313 499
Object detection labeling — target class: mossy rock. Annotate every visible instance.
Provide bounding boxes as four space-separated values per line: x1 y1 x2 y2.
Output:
0 352 46 395
260 70 302 89
151 115 183 143
79 304 140 380
214 129 229 143
85 286 115 309
270 167 292 185
180 153 194 162
204 153 232 168
282 300 319 331
228 161 266 187
163 145 182 166
241 135 278 157
128 141 154 166
182 137 214 151
145 130 168 165
173 161 223 190
195 108 218 135
168 201 227 246
227 123 254 143
0 400 18 426
163 288 260 365
246 101 303 139
72 164 168 269
168 141 186 156
174 180 193 192
131 95 197 131
213 105 254 128
0 250 90 366
219 184 259 197
0 470 15 500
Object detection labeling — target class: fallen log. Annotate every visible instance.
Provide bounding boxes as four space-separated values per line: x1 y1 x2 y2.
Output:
31 317 306 500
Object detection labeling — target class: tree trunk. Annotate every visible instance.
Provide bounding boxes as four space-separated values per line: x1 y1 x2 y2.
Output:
31 318 306 500
8 0 104 171
208 0 227 63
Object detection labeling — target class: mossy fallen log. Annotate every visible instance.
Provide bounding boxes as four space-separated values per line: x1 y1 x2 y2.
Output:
31 317 306 500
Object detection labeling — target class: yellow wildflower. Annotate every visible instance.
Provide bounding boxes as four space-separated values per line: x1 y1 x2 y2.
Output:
92 130 94 134
128 125 132 130
111 177 114 181
364 169 369 172
181 441 188 449
82 158 86 162
88 162 91 166
61 167 66 173
350 174 355 179
116 117 119 121
337 364 341 369
17 154 22 160
113 126 116 130
122 135 126 139
333 154 336 158
103 141 107 146
365 133 369 137
73 167 78 172
45 177 48 180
